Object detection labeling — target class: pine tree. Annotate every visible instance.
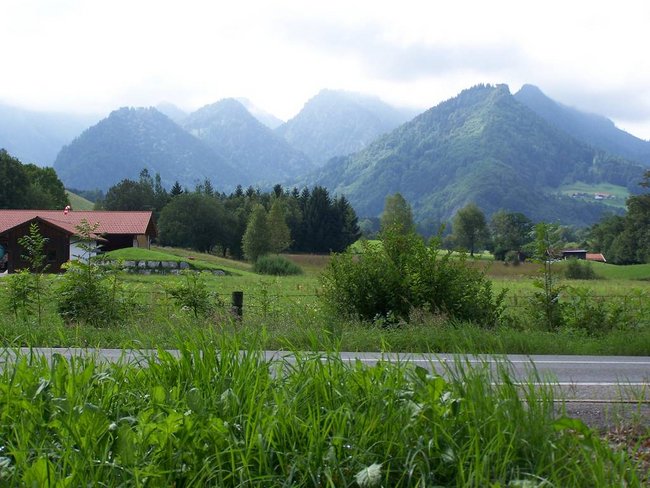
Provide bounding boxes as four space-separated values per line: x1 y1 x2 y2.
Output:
170 181 183 197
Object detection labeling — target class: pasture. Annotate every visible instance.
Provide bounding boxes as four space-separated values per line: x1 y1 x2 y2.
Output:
1 247 648 355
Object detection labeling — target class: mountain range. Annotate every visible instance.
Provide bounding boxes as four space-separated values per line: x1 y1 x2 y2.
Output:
182 98 313 185
2 85 648 226
308 84 645 225
53 107 244 191
514 85 650 166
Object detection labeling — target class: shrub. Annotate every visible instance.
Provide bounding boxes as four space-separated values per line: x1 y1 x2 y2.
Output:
564 259 598 280
4 269 35 319
165 271 218 317
504 250 521 266
56 220 133 326
253 255 303 276
57 260 133 327
320 227 506 327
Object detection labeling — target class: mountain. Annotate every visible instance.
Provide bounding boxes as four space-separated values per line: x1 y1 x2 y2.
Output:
309 84 645 226
514 84 650 166
183 98 314 185
0 103 98 166
236 98 284 129
155 102 187 123
53 107 243 191
276 89 415 165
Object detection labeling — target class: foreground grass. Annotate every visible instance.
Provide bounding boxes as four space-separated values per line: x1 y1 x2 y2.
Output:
0 333 643 486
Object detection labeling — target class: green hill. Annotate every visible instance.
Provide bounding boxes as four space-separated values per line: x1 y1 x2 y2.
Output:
309 84 645 226
65 190 94 210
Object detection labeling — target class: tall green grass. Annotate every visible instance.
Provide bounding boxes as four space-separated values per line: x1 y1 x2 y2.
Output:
0 334 642 486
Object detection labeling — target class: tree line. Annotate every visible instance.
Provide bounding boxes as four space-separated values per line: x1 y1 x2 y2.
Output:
384 172 650 266
98 170 361 259
0 149 69 209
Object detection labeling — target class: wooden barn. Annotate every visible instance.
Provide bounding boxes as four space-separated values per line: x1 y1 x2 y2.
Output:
0 210 156 273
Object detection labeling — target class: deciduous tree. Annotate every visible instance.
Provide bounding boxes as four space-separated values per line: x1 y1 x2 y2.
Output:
242 204 270 262
452 203 489 256
380 193 415 235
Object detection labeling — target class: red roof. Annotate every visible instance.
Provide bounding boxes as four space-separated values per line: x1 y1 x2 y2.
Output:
0 210 155 237
586 253 607 263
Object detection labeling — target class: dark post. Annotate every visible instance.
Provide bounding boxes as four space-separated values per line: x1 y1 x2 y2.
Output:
231 291 243 321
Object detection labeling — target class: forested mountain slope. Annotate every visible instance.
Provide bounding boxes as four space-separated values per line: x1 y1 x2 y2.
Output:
276 89 414 165
183 99 313 185
54 107 243 191
515 84 650 166
309 84 644 225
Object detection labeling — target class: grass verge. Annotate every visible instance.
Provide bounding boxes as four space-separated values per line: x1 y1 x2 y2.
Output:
0 333 644 486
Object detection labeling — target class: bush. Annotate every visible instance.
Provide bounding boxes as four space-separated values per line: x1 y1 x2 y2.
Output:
56 260 134 327
320 227 506 327
165 271 219 317
504 250 521 266
253 255 303 276
564 259 598 280
56 220 134 326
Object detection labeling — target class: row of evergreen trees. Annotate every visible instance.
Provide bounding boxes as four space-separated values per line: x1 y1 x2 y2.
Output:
100 171 361 259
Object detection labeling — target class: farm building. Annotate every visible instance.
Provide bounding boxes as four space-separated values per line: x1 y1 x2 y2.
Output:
0 210 156 273
561 249 607 263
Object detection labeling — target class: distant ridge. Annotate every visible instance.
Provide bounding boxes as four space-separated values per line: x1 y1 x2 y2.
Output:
515 84 650 166
276 89 414 165
183 98 314 185
236 98 284 129
0 103 98 166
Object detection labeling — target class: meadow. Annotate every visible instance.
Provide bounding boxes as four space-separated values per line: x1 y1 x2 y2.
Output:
1 247 648 354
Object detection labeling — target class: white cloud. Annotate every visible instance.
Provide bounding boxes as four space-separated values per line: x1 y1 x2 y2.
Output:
1 0 649 139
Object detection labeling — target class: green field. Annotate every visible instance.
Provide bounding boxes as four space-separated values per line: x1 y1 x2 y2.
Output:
1 247 649 355
556 181 629 209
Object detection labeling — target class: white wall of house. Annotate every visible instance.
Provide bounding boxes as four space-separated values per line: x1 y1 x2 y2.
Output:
69 239 98 263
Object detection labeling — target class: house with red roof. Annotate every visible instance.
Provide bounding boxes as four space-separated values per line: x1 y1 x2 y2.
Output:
0 210 156 273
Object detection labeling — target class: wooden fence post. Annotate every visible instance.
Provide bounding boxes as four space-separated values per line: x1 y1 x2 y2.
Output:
231 291 243 321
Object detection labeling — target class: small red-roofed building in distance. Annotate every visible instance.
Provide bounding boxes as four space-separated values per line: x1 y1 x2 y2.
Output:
586 253 607 263
0 210 156 273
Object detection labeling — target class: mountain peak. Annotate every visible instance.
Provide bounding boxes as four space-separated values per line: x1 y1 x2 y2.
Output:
308 83 643 226
53 106 242 191
277 89 413 164
182 98 313 184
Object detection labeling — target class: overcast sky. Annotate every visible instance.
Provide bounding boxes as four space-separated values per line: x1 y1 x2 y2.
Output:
2 0 650 139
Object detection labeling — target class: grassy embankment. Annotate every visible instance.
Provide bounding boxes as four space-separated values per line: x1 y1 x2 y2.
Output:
0 334 645 486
